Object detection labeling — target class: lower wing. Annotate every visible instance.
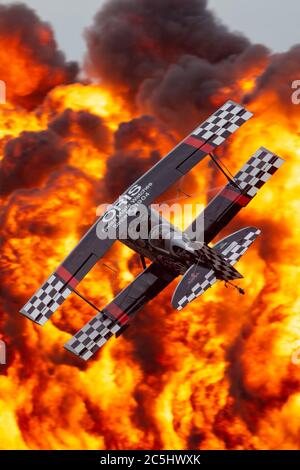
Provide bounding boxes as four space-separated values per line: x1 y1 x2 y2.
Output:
185 146 284 243
64 262 175 360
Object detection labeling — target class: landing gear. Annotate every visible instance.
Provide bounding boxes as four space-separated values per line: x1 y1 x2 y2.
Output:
140 255 147 270
237 286 246 295
225 281 246 295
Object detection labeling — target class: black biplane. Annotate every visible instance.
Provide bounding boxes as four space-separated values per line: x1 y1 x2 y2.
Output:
20 101 284 360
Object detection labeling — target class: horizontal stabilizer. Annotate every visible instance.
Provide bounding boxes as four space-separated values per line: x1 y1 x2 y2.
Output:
214 227 261 265
198 243 243 281
171 264 216 311
172 227 261 311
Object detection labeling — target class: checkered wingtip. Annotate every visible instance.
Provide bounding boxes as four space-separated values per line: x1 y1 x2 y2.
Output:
234 147 284 198
192 100 253 147
20 273 72 326
64 312 121 361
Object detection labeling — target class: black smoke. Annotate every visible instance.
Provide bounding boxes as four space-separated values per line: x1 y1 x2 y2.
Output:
85 0 269 131
245 45 300 111
0 3 78 109
0 129 70 195
49 108 111 152
103 115 169 200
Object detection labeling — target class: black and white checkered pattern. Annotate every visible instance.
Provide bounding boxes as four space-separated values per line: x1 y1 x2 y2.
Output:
234 147 284 198
199 244 242 281
173 227 261 311
20 274 72 326
192 101 253 147
221 229 261 265
64 312 121 361
176 269 217 311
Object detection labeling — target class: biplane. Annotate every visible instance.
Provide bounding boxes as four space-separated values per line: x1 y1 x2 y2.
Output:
20 101 284 360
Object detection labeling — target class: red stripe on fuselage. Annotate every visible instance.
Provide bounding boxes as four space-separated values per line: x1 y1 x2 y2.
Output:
106 303 129 325
56 266 79 288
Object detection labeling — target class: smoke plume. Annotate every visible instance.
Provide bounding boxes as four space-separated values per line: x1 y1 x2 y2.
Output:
0 3 78 109
85 0 269 130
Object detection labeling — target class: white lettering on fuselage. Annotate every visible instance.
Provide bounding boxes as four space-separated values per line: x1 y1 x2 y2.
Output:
97 183 152 239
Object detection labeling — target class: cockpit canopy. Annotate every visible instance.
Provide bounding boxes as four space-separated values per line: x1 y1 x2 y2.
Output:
149 224 190 255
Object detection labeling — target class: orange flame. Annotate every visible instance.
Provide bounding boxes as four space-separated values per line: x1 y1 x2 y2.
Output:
1 26 300 452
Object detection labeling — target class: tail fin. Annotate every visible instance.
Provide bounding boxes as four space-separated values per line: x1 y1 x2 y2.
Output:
214 227 261 265
185 147 284 243
172 227 260 311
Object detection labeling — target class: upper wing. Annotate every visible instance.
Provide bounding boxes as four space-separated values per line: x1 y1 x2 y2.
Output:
95 101 252 240
20 101 251 325
120 101 252 208
20 233 114 325
64 262 175 360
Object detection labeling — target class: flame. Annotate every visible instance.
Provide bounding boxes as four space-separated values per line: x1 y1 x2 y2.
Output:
48 84 131 130
239 78 256 93
1 16 300 453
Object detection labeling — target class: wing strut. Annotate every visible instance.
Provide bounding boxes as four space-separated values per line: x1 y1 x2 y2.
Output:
209 152 242 191
72 288 102 314
225 281 246 295
140 255 147 270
